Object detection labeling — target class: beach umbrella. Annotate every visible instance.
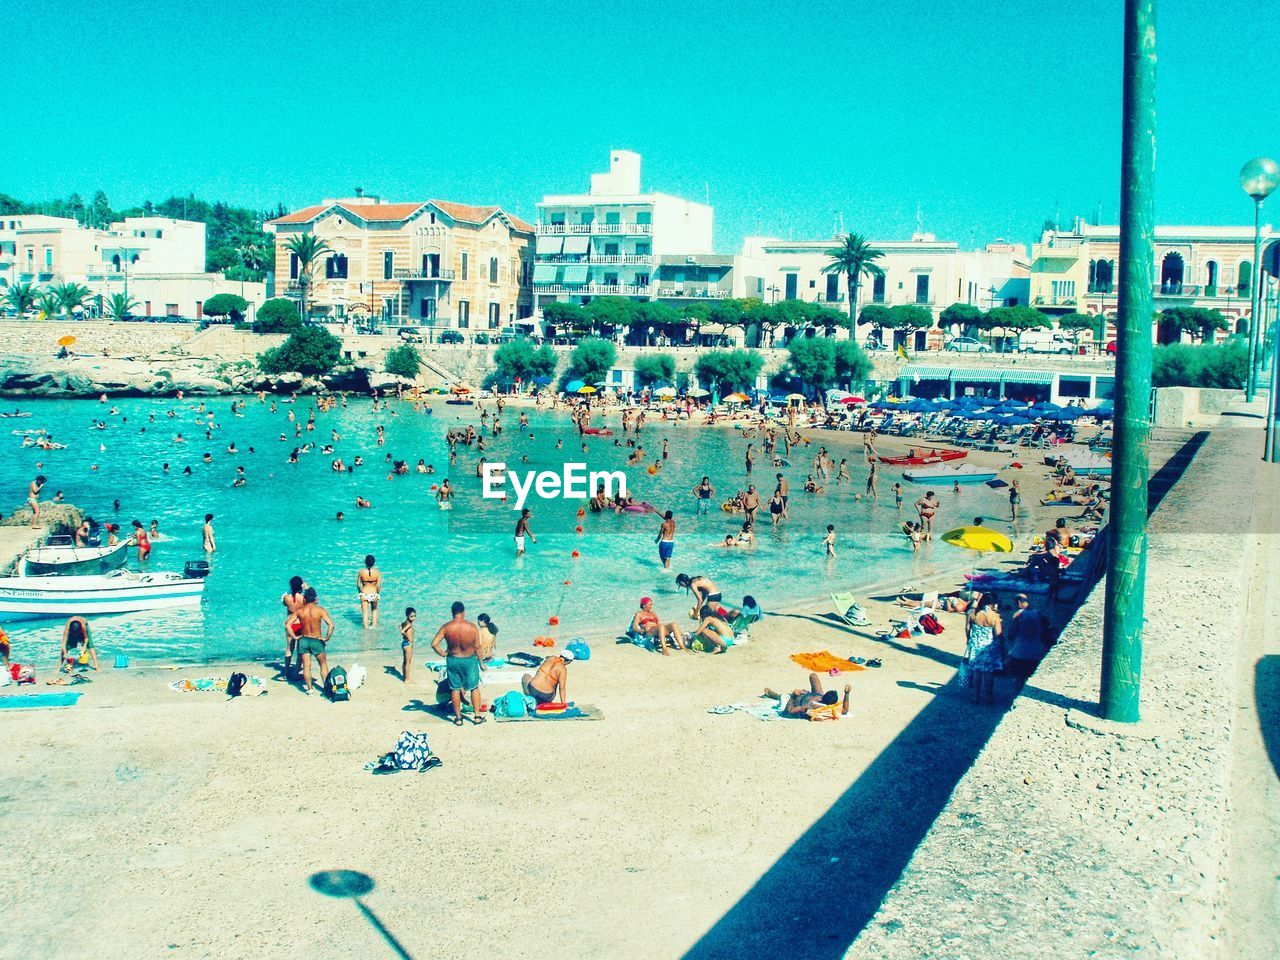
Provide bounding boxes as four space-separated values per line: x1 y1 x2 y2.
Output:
725 392 750 404
577 385 597 394
870 398 895 410
533 375 553 386
564 379 585 393
688 388 710 398
1092 401 1114 419
1046 407 1084 421
57 335 76 347
826 389 853 400
838 395 866 405
450 386 471 395
653 386 677 398
785 393 806 402
942 524 1014 555
904 398 937 413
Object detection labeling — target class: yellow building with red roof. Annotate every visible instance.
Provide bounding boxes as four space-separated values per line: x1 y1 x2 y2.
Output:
266 194 534 333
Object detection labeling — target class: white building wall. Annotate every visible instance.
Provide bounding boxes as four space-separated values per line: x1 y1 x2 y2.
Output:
85 273 266 320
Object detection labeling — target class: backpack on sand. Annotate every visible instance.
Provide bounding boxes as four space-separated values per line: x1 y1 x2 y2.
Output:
918 613 944 635
495 690 527 718
324 666 350 702
226 672 248 698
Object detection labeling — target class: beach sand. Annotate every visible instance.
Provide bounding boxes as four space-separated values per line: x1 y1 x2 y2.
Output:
0 433 1096 960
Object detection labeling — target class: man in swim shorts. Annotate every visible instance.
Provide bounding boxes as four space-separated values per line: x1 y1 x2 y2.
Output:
515 509 535 556
655 511 676 569
430 601 485 725
288 588 334 696
522 649 572 705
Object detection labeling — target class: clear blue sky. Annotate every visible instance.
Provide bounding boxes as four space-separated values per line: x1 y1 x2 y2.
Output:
7 0 1274 251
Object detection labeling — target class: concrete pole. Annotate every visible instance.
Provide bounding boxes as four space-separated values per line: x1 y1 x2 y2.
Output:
1100 0 1156 723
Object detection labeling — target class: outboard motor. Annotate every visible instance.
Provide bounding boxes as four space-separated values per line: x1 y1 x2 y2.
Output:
183 560 211 579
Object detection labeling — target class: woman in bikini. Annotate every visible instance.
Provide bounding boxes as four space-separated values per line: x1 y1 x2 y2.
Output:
356 554 382 629
281 575 306 674
27 474 46 528
522 652 570 705
675 573 722 619
630 597 687 655
915 491 939 540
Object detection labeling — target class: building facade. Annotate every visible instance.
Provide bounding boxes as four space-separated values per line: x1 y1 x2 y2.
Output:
1031 218 1276 334
266 196 534 331
532 151 713 308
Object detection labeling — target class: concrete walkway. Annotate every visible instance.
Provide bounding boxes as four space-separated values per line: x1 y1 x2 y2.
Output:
0 526 43 574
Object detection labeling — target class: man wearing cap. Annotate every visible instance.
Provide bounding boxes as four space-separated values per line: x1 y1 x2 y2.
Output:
522 650 571 706
629 596 688 655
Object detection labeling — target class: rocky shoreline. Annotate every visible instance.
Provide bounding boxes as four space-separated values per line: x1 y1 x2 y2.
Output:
0 354 411 398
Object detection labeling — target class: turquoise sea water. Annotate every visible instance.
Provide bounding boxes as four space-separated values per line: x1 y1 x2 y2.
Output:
2 397 1013 664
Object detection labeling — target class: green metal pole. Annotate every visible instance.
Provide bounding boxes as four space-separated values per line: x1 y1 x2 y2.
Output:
1269 277 1280 462
1245 201 1263 402
1100 0 1155 723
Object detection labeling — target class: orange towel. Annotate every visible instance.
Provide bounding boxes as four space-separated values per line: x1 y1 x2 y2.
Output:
790 651 866 673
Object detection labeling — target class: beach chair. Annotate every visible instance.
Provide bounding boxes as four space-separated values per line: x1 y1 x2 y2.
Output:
831 593 872 627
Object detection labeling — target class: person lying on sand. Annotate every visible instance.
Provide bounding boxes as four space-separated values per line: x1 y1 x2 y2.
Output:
896 589 982 613
763 673 851 718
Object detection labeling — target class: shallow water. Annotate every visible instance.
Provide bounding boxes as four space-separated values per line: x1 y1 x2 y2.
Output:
1 397 1011 663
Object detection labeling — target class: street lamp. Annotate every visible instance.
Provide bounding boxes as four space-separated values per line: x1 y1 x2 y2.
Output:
767 284 779 305
1239 156 1278 402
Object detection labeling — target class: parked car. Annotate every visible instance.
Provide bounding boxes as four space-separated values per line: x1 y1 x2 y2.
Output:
1105 339 1117 355
439 330 464 344
1018 331 1075 354
473 333 491 345
945 336 991 353
397 327 424 343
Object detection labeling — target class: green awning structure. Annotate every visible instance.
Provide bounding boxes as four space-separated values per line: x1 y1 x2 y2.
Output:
562 235 590 254
901 366 954 380
562 264 589 285
999 369 1055 384
535 235 563 255
533 263 560 284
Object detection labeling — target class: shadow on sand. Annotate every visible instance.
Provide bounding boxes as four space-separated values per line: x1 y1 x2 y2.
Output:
1257 655 1280 781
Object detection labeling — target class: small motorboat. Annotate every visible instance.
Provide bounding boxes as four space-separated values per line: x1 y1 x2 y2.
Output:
878 449 967 467
0 569 207 622
21 536 132 577
903 463 999 485
1044 452 1113 477
0 411 32 419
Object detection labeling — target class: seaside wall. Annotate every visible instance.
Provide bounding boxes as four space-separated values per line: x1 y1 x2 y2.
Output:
843 416 1268 960
0 320 198 357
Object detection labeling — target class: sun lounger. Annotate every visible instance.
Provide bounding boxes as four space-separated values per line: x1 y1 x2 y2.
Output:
831 592 872 627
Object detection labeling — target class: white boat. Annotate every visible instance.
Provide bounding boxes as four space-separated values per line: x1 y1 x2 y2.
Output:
1043 453 1113 477
21 537 132 577
903 463 999 485
0 570 206 622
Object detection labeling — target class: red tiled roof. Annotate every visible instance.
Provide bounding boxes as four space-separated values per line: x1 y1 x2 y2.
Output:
268 204 331 225
269 199 532 233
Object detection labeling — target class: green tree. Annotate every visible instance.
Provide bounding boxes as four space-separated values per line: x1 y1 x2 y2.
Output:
813 306 847 337
633 353 676 387
834 339 873 385
694 349 764 392
491 338 558 386
50 281 92 318
34 290 60 320
1158 306 1229 345
258 326 342 376
822 233 885 332
888 304 934 330
1151 341 1247 388
253 297 302 333
283 234 333 321
563 336 617 387
709 297 746 337
105 292 139 320
857 303 894 342
785 338 837 397
633 300 681 343
203 293 250 323
1057 311 1097 345
542 301 588 335
939 302 984 336
384 344 422 378
583 296 637 335
3 280 38 315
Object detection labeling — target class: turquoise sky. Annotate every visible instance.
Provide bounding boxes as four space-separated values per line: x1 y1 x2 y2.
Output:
7 0 1274 250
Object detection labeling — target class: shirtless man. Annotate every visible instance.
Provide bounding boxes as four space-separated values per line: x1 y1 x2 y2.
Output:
356 554 382 629
523 650 572 705
763 673 852 718
915 490 939 540
287 588 334 695
430 601 485 725
742 485 760 526
655 511 676 569
630 596 687 655
515 509 536 556
774 473 790 518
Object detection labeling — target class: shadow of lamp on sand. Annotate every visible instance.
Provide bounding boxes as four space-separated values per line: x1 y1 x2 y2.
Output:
309 870 415 960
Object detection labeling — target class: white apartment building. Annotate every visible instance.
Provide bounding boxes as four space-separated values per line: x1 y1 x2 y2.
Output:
0 214 263 319
532 150 713 307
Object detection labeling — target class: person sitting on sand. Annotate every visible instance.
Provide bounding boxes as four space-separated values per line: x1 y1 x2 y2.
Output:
522 649 572 705
60 615 98 672
476 613 498 662
630 596 687 655
763 673 851 718
691 610 734 653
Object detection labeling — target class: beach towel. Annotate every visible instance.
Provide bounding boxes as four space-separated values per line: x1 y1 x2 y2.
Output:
169 676 268 696
494 704 604 723
790 651 867 673
707 701 780 721
0 692 81 709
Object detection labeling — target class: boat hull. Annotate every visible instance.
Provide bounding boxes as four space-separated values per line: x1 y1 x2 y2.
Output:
0 573 205 622
21 540 131 577
903 468 998 484
878 449 967 467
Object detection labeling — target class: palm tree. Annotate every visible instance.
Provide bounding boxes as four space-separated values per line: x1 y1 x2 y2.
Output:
34 290 61 320
106 292 140 321
822 233 885 335
3 280 38 316
51 281 93 319
284 234 333 322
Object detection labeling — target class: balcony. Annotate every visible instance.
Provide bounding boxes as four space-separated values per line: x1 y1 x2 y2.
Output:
536 283 654 297
539 254 653 266
1153 283 1200 298
395 268 456 282
536 222 653 236
655 285 732 299
1032 295 1078 307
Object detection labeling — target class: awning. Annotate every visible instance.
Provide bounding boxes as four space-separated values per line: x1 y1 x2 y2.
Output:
999 370 1055 384
533 263 560 284
562 235 589 255
900 366 954 380
562 264 589 285
535 236 563 255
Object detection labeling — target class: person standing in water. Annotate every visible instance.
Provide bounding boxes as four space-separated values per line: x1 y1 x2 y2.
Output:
202 513 216 553
131 519 152 562
356 554 382 629
27 474 46 528
655 510 676 569
515 509 535 556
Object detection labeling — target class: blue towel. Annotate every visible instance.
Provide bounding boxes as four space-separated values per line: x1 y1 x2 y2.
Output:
0 692 82 709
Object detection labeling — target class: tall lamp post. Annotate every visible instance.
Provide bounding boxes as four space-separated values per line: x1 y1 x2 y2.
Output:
1239 157 1278 403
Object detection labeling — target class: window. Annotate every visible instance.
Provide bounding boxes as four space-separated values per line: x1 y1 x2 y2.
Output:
603 273 619 286
635 273 650 287
1205 260 1218 295
429 212 436 224
424 253 440 277
808 279 816 288
604 243 619 256
458 300 470 327
1094 376 1115 400
1058 375 1091 398
421 298 436 319
636 243 650 256
1238 260 1252 297
166 303 179 316
325 255 348 279
290 254 299 279
384 251 394 280
489 257 499 283
112 254 122 273
488 302 500 328
636 211 651 225
1051 280 1076 300
154 229 163 238
915 274 930 303
460 252 468 280
605 212 620 225
784 273 798 299
550 214 565 226
195 300 204 320
872 273 886 302
44 247 53 270
825 274 839 301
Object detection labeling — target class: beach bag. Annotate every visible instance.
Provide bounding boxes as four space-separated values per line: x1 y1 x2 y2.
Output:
496 690 527 718
392 731 438 771
346 663 367 690
226 672 248 698
10 663 35 685
565 638 591 661
324 666 351 702
918 613 944 635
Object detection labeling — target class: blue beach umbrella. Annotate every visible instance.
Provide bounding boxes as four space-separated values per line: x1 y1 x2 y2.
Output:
904 398 935 413
1092 401 1115 419
533 375 553 386
564 379 585 393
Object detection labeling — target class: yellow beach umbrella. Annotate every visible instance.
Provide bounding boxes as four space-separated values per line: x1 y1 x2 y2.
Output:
785 393 806 402
941 525 1014 553
450 385 471 395
57 335 77 347
578 385 598 394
